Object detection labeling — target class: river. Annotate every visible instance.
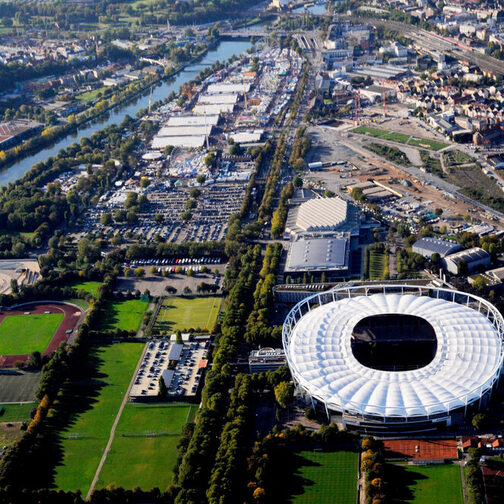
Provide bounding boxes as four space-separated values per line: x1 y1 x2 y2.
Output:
0 39 253 187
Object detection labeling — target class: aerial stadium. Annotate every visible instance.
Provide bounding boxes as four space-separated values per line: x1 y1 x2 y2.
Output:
282 284 504 433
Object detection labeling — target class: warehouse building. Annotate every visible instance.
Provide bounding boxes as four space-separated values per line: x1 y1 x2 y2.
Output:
157 125 213 137
151 135 207 149
167 115 219 127
198 94 239 105
443 247 491 274
412 237 462 258
193 103 235 114
206 83 250 94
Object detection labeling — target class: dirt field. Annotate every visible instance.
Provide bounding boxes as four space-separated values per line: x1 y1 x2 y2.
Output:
0 302 83 368
383 439 458 461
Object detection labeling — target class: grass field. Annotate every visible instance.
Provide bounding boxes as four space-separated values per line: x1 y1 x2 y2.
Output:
97 402 196 490
65 298 90 310
153 296 221 333
368 250 388 280
0 372 41 402
0 402 34 422
388 463 463 504
69 281 102 297
76 87 107 103
54 342 143 494
0 313 64 355
98 299 149 332
290 451 358 503
352 126 448 151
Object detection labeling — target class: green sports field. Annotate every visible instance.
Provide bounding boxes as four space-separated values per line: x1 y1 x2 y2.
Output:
369 250 388 280
69 281 102 297
98 299 149 332
388 463 463 504
153 296 221 333
290 450 358 504
54 342 143 494
0 313 64 355
97 402 196 490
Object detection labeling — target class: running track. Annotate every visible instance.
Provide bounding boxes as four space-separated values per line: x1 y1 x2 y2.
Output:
0 302 82 368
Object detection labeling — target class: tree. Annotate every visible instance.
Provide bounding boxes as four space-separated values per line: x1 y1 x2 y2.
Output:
351 186 364 202
181 211 192 222
434 208 443 217
134 267 145 277
293 176 303 188
149 265 157 275
472 276 487 293
457 259 468 276
100 213 113 226
274 381 293 409
176 330 183 344
158 376 167 398
472 412 489 431
125 192 138 209
196 174 206 184
10 278 19 295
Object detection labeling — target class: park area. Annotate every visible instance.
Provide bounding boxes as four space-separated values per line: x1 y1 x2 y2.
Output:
386 463 463 504
351 126 448 151
288 450 358 504
53 342 143 495
97 402 196 490
153 296 221 333
0 402 34 448
97 299 149 332
0 312 63 355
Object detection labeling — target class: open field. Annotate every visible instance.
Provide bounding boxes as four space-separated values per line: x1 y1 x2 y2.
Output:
97 402 196 490
76 87 108 103
0 313 63 355
53 342 143 494
368 250 388 280
65 298 90 310
289 450 358 504
69 281 102 297
387 463 463 504
351 126 448 151
98 299 149 332
0 372 41 402
153 296 221 333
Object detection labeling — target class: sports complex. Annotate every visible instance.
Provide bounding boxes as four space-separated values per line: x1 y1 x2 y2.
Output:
0 302 83 368
283 284 504 433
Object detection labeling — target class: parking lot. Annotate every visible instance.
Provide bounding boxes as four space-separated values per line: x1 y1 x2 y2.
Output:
130 337 210 400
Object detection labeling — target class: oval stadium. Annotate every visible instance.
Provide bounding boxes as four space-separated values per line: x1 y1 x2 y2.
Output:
282 284 504 434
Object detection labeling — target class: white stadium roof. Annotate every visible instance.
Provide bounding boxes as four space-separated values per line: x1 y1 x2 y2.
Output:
284 288 504 420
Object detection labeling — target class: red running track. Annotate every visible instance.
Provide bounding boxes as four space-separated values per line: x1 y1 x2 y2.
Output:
0 302 82 369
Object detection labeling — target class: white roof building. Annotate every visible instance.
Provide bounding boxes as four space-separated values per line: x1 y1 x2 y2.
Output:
206 83 250 94
198 94 239 105
193 103 235 114
283 286 504 429
151 135 206 149
167 115 219 127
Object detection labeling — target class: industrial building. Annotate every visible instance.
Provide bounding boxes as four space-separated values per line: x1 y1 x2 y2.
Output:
443 247 491 274
412 237 462 258
206 83 251 94
193 103 235 114
167 115 219 127
283 284 504 433
0 120 43 150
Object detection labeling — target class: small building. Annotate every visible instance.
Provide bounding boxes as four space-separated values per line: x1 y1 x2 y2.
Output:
443 247 491 275
249 347 286 373
168 343 184 362
412 237 462 258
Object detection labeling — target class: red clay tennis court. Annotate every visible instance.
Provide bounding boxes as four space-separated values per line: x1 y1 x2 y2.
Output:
0 302 83 368
383 439 458 461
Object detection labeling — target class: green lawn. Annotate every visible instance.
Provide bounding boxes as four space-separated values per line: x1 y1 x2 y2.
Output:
390 464 463 504
76 86 107 103
69 281 102 297
369 250 388 280
98 299 149 332
97 402 196 490
65 298 90 310
154 296 221 333
0 313 64 355
54 342 143 494
290 450 358 503
0 403 34 422
352 126 448 151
